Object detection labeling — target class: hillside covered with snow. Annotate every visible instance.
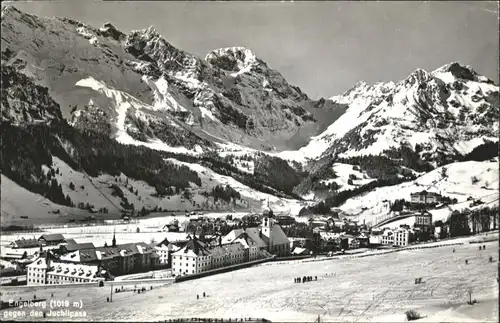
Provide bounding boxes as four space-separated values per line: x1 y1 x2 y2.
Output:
339 159 498 226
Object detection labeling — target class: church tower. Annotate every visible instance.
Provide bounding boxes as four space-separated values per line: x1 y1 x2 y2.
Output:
112 227 116 247
261 210 274 252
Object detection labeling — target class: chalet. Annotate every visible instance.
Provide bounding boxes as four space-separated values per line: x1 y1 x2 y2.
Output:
292 247 310 256
357 232 370 247
38 234 65 246
410 190 442 204
162 224 179 232
289 237 312 250
10 238 41 249
348 237 360 249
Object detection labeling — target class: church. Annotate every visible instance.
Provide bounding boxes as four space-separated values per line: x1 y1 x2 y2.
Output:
222 208 291 257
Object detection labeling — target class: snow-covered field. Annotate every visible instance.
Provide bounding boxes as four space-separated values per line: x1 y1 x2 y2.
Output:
0 211 246 249
0 175 91 227
1 238 497 322
340 160 499 226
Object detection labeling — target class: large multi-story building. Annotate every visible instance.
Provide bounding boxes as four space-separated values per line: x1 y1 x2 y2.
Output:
26 255 104 286
381 229 394 245
393 228 413 247
59 234 159 276
414 211 433 232
171 232 264 277
155 238 186 267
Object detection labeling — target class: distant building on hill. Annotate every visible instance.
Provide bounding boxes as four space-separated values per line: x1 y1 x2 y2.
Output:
410 191 442 205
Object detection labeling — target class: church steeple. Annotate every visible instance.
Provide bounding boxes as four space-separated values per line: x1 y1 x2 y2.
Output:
112 227 116 247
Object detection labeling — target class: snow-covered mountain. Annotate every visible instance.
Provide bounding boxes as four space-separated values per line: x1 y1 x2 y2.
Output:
286 63 498 203
1 5 334 152
1 5 498 227
281 63 498 164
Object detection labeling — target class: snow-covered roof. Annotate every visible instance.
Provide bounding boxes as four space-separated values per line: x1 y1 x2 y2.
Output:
261 224 289 246
27 257 48 269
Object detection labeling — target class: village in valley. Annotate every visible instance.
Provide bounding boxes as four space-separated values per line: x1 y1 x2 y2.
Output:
1 188 497 291
1 2 499 321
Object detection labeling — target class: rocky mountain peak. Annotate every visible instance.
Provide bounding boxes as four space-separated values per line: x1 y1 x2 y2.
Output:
401 68 431 88
98 22 126 42
205 47 260 73
432 62 494 84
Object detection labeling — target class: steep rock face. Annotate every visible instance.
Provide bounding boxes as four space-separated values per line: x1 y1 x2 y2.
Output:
1 63 63 124
124 29 318 150
1 5 153 117
0 6 333 152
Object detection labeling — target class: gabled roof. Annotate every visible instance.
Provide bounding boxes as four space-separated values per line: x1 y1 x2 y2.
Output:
39 233 65 242
261 224 289 245
64 241 96 252
243 228 268 249
27 257 48 269
173 237 211 257
12 238 41 248
233 232 259 249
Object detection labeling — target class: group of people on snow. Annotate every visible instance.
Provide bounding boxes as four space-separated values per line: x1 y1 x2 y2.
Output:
294 276 317 283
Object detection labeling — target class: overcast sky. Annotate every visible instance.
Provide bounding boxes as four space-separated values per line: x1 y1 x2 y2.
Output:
8 1 500 99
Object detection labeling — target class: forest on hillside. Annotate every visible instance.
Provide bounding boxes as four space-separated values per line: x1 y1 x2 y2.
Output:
0 121 202 205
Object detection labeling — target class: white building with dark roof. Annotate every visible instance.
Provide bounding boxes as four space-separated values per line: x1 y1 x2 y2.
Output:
171 234 260 277
171 237 212 276
26 256 104 286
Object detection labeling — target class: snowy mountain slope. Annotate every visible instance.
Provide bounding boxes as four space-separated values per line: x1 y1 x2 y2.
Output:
73 76 209 154
1 5 498 223
0 175 90 227
281 63 498 165
44 156 258 215
339 159 499 226
166 158 310 216
286 63 498 203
